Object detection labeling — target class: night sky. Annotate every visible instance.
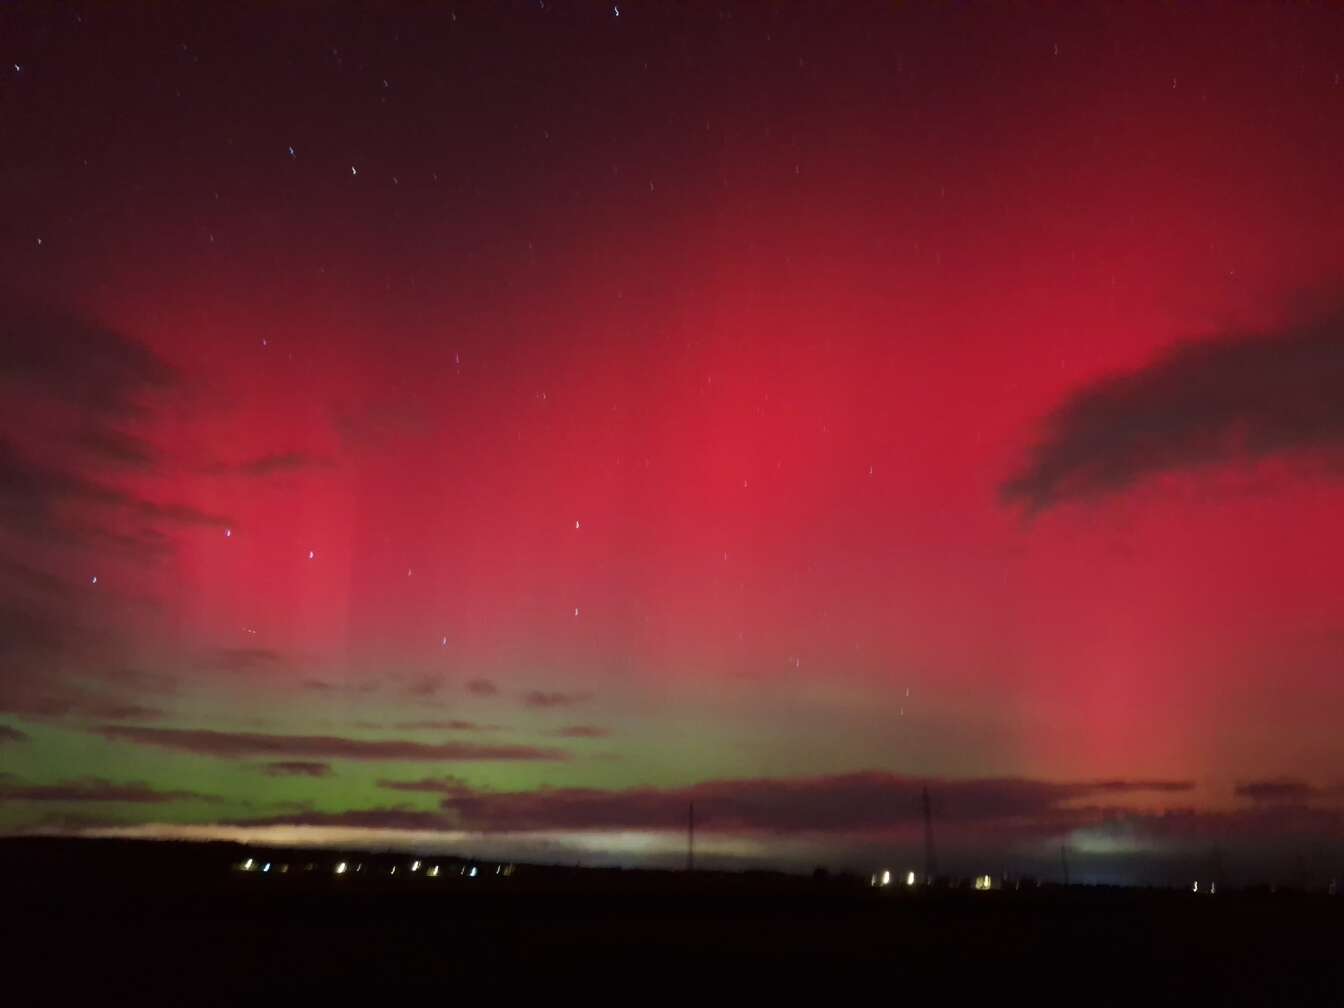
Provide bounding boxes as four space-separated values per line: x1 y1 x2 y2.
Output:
3 2 1344 882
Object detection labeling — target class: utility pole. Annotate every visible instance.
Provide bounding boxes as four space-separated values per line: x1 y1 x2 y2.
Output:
687 801 695 873
922 786 937 885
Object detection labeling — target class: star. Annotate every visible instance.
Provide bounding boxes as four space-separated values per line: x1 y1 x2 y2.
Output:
90 575 98 584
350 165 358 176
288 146 296 158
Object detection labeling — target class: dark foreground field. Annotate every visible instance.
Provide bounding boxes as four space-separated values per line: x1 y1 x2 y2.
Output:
3 838 1341 1001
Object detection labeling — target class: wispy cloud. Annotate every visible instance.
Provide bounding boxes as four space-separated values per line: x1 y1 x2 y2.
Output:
214 451 326 477
72 428 160 469
202 648 288 675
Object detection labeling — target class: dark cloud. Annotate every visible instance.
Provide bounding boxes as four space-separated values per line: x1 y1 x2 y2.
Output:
72 428 159 469
1233 777 1339 803
464 678 498 696
1002 308 1344 512
0 677 165 722
523 689 592 709
97 725 569 762
261 761 332 777
0 297 175 418
0 774 209 804
0 724 29 743
0 438 229 543
392 720 498 732
368 773 1194 834
0 554 74 598
551 724 609 738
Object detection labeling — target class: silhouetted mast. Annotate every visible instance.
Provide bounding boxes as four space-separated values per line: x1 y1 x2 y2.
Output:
687 801 695 872
922 786 937 884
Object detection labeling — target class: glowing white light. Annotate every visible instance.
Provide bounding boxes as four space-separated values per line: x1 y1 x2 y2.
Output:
224 528 231 538
288 146 295 158
906 871 917 886
469 866 477 877
411 861 420 872
262 863 271 873
1210 882 1216 895
574 607 580 616
390 866 396 875
307 550 315 560
575 520 581 529
90 576 97 584
335 862 347 874
881 870 891 886
1192 881 1199 893
427 866 439 877
243 858 254 870
613 4 620 15
351 165 358 176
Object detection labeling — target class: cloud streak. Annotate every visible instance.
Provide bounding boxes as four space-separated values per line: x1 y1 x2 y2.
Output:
368 772 1195 834
0 775 210 804
551 725 609 738
97 725 569 762
261 761 332 777
1234 777 1343 803
523 690 592 709
392 720 499 732
1002 308 1344 512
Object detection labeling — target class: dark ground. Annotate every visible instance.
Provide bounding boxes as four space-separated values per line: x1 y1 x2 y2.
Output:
3 837 1341 1001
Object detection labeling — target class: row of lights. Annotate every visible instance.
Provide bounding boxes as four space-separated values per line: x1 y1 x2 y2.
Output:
871 870 997 890
870 869 920 888
240 857 515 878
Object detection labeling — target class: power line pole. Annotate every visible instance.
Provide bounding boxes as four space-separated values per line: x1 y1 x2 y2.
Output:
922 786 937 885
687 801 695 873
